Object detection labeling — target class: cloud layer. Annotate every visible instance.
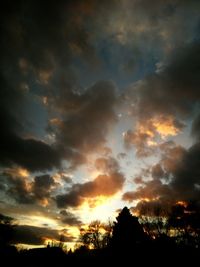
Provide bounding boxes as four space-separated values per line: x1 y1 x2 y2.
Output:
56 157 125 208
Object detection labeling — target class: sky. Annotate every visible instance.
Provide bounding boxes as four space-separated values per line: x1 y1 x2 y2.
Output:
0 0 200 249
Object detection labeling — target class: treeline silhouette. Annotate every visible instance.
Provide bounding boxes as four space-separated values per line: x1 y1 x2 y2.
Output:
0 205 200 266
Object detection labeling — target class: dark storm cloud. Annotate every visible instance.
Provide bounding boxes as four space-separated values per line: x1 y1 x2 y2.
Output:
3 172 33 205
1 0 120 171
123 142 200 212
59 210 82 226
169 142 200 200
0 132 62 172
1 0 199 172
0 0 102 172
49 80 118 164
11 225 73 245
0 71 62 172
123 41 200 156
1 0 97 72
2 171 58 205
191 113 200 140
32 174 57 201
127 42 200 119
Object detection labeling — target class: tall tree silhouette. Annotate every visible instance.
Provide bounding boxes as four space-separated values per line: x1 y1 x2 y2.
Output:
0 214 14 248
111 207 145 250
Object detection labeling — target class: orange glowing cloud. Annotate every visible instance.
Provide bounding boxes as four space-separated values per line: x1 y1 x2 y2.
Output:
56 171 125 208
138 115 182 141
124 115 184 157
5 167 30 179
151 116 182 139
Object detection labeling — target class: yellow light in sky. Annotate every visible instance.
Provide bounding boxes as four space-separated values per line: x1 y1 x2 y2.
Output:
78 194 121 223
147 140 157 146
5 167 29 178
18 168 29 178
138 125 154 137
152 116 180 139
19 215 59 229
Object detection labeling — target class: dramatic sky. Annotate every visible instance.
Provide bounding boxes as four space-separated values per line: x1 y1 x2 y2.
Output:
1 0 200 249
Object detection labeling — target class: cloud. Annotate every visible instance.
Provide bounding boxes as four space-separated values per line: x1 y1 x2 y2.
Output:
123 41 200 157
3 170 33 205
0 75 62 172
191 113 200 141
0 1 119 172
123 179 171 202
133 176 144 185
127 42 200 119
123 128 155 158
123 141 200 212
11 225 73 245
2 170 58 206
49 80 118 168
1 0 199 172
95 156 120 174
56 172 125 208
59 210 82 226
32 174 57 204
0 134 62 172
123 115 185 157
56 156 125 208
1 0 200 228
151 163 164 180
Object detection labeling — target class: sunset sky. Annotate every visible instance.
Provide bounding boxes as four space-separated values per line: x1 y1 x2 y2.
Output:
1 0 200 249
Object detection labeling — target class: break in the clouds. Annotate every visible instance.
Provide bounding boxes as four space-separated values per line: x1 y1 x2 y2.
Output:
1 0 200 247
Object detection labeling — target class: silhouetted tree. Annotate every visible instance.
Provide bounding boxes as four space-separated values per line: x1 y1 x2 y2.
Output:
79 220 112 249
168 202 200 247
0 214 14 248
111 207 145 250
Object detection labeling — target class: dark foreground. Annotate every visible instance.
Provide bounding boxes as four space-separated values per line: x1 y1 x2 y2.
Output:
1 244 199 267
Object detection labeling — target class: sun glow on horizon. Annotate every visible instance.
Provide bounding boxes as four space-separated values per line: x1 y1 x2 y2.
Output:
78 194 122 223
